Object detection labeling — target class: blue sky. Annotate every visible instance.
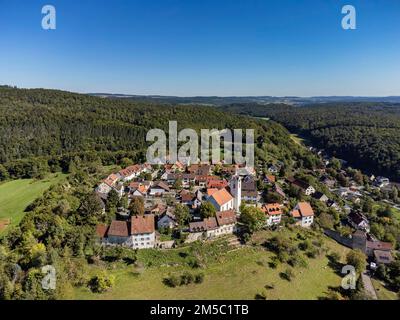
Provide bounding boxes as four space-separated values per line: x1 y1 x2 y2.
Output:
0 0 399 96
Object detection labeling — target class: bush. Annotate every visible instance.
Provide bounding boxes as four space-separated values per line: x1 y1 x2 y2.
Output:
281 268 295 281
194 273 205 284
163 275 180 288
88 272 115 293
180 272 194 286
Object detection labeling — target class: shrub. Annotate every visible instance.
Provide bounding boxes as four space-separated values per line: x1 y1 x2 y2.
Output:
194 273 205 284
163 275 180 288
88 272 115 293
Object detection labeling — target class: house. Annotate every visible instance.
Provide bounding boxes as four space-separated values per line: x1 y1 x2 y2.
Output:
96 224 109 242
208 188 234 212
189 217 219 239
242 190 258 202
107 220 130 244
262 203 283 226
264 175 276 184
373 250 394 265
375 176 390 188
290 202 315 227
241 175 258 202
215 210 237 235
149 203 167 216
118 165 142 182
129 181 151 197
130 214 156 249
327 199 340 211
348 211 370 233
321 177 336 188
180 190 203 208
189 211 237 239
195 175 208 188
149 181 170 196
207 177 228 189
366 241 393 257
287 177 316 196
96 173 121 195
157 210 177 229
313 192 329 203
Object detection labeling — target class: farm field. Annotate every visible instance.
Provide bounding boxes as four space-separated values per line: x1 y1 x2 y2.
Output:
0 174 67 233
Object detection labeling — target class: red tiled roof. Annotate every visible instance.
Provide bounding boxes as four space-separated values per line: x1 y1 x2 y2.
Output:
108 220 129 237
262 203 282 216
204 217 218 230
96 224 109 238
367 241 393 251
297 202 314 217
131 214 155 234
216 210 237 226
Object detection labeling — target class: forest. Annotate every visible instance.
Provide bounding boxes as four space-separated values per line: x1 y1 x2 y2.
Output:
222 102 400 180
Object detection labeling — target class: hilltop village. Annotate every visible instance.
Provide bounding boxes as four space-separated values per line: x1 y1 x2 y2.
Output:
94 147 398 275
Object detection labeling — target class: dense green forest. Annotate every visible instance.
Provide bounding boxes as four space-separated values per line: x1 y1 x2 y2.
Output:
0 87 310 180
222 103 400 180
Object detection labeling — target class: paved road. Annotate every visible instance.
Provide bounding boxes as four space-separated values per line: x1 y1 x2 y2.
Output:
362 272 378 300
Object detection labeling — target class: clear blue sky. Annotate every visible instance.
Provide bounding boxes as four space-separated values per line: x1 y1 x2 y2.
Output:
0 0 399 96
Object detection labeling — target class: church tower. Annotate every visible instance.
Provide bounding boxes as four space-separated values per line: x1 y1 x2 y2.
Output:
229 175 242 212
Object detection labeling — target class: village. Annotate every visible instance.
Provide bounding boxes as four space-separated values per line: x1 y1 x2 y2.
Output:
93 145 398 279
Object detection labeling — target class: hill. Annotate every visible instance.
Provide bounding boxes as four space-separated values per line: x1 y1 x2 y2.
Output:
0 87 309 180
222 102 400 181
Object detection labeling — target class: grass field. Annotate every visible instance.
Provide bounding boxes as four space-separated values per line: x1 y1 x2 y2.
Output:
0 174 67 232
71 231 350 300
372 279 398 300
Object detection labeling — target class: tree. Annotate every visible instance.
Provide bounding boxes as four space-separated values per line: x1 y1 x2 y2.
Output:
240 206 265 233
118 195 128 209
200 202 216 219
78 192 104 225
346 249 366 275
0 164 9 181
370 223 385 240
106 189 119 212
129 197 145 216
331 158 342 170
174 204 190 227
173 178 183 191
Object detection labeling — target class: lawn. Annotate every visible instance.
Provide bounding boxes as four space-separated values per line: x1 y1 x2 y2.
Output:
0 173 67 232
71 230 350 300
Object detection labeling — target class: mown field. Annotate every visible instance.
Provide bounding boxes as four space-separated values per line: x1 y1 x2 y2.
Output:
71 230 351 300
0 174 67 233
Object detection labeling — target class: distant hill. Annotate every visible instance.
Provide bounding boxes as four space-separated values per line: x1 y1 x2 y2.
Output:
90 92 400 106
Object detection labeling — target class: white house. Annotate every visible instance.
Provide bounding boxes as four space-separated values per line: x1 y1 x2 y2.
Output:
96 173 120 195
130 215 156 249
290 202 315 227
262 203 283 226
149 181 170 196
215 210 237 235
